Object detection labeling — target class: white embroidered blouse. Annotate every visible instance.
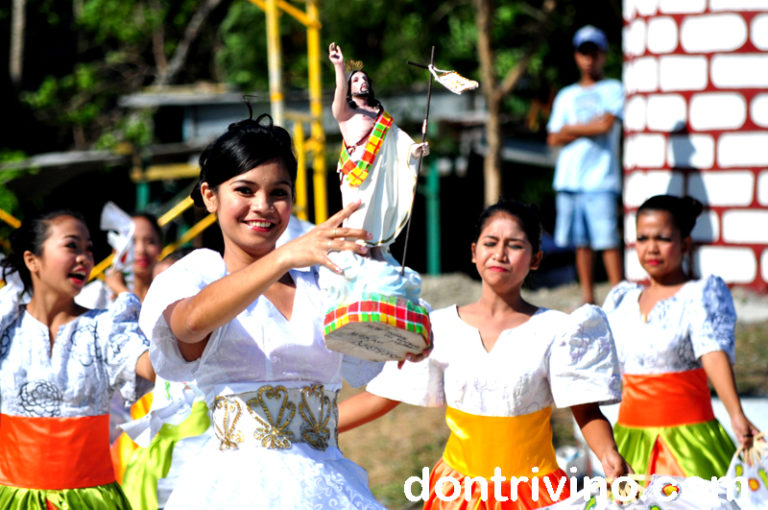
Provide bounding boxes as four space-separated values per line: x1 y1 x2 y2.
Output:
601 275 736 375
140 249 382 407
0 290 150 417
366 304 622 416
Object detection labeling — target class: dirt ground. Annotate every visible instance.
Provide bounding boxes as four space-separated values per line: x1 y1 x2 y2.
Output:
338 273 768 509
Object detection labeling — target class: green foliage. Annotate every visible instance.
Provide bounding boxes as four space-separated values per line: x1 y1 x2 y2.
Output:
216 2 270 91
0 151 31 218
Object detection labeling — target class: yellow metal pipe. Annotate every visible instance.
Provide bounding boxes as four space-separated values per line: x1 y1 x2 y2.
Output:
306 0 327 222
158 196 194 227
293 122 309 221
89 253 115 282
130 163 200 182
265 0 284 126
0 209 21 228
159 213 217 259
248 0 318 28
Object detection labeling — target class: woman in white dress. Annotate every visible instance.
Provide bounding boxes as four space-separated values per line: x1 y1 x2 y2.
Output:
0 210 154 509
139 112 391 509
339 199 629 509
602 194 759 478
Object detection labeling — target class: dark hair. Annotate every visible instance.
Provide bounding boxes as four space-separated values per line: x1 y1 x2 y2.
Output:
132 212 163 243
474 199 542 253
346 71 382 112
191 113 297 207
1 210 88 295
637 195 703 238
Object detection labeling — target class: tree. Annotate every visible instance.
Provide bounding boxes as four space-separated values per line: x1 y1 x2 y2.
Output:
472 0 556 206
18 0 229 150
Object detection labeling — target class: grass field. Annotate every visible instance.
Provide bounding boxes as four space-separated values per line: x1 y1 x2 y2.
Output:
338 275 768 509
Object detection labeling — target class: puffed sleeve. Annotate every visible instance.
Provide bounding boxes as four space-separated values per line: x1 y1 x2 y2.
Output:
601 280 638 314
549 304 622 408
365 356 445 407
689 275 736 363
365 304 446 407
100 291 152 403
140 249 227 382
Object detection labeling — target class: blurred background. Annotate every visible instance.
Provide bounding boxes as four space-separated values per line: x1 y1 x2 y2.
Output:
0 0 625 287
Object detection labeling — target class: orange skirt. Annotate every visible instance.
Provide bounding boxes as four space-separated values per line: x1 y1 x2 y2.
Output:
0 413 114 490
424 459 571 510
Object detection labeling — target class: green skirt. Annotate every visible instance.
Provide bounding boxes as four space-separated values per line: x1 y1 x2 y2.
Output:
0 482 132 510
615 418 736 479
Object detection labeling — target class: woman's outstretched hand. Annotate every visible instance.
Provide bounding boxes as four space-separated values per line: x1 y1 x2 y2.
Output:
278 200 370 273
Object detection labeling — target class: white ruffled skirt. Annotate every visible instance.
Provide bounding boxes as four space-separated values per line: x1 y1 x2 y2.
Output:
164 440 385 509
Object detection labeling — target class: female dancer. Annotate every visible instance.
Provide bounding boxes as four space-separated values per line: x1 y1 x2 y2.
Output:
139 113 389 508
339 199 629 509
105 212 163 302
0 210 154 509
602 194 759 478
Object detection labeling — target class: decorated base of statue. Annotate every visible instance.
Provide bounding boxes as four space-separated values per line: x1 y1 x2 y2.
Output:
323 293 431 362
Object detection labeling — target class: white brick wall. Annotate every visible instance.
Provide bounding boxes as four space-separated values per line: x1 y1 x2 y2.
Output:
624 212 637 244
762 249 768 283
659 0 706 14
687 170 754 206
711 54 768 88
625 134 667 168
625 95 647 132
710 0 768 11
659 55 708 91
625 248 648 281
635 0 660 16
751 15 768 50
695 246 757 284
680 14 747 53
625 19 647 57
722 210 768 243
718 132 768 167
758 171 768 206
624 6 767 289
623 170 684 207
691 210 720 243
749 94 768 128
647 17 678 54
647 94 687 131
690 93 746 131
625 57 659 93
667 134 715 168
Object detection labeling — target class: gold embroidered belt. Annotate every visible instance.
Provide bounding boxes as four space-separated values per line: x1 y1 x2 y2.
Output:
211 384 338 452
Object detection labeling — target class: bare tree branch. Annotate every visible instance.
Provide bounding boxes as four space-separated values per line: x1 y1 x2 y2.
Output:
153 0 226 87
150 0 168 74
10 0 26 88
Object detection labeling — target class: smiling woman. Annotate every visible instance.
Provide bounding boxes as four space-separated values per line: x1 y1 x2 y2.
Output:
0 209 154 510
137 112 389 509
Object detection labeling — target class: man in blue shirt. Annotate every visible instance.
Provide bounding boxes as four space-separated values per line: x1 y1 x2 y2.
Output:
547 25 624 304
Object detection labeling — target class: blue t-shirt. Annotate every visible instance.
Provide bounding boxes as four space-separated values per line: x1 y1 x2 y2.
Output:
547 79 624 193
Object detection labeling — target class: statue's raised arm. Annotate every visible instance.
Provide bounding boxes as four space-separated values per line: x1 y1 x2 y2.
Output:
329 42 353 121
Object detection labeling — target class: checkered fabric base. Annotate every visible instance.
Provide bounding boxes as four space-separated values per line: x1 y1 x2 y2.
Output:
323 293 431 361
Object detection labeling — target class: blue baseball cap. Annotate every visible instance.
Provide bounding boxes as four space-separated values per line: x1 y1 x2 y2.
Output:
573 25 608 52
